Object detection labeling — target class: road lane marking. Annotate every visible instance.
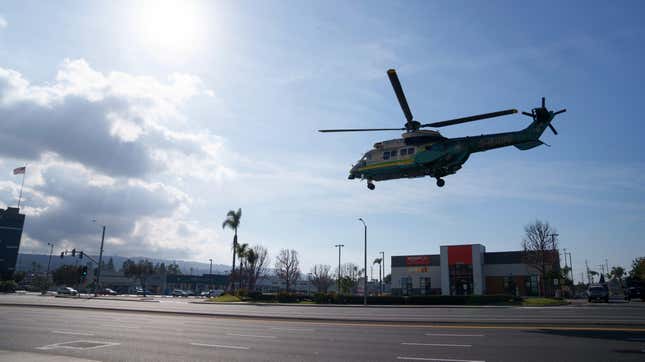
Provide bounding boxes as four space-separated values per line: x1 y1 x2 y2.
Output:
51 330 95 336
226 333 276 339
402 342 472 347
37 340 120 350
100 324 140 329
425 333 484 337
190 342 250 350
397 357 484 362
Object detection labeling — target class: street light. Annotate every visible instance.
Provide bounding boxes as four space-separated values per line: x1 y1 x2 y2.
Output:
358 218 367 306
209 259 213 290
46 242 55 277
92 219 107 297
334 244 344 294
379 251 385 295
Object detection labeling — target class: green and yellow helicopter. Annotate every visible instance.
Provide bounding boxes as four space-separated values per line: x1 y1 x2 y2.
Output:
319 69 566 190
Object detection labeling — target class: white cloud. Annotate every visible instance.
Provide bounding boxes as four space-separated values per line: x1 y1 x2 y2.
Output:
0 16 7 29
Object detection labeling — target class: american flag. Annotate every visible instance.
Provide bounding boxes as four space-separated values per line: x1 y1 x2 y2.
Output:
13 166 26 175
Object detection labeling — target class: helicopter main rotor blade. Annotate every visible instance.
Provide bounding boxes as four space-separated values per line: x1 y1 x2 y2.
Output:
318 127 405 133
387 69 414 123
421 109 518 128
548 124 558 135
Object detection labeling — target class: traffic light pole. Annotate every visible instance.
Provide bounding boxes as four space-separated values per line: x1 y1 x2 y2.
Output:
95 225 106 297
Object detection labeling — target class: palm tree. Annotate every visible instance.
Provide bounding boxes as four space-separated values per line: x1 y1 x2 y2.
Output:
245 249 258 291
222 208 242 292
236 242 249 290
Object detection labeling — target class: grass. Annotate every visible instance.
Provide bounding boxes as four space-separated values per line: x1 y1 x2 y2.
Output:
209 294 242 303
522 297 569 306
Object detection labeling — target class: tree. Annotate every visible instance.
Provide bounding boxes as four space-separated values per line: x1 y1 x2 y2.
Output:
52 265 82 286
167 263 181 275
629 257 645 281
236 242 249 290
335 263 360 294
243 245 269 291
309 264 333 293
222 208 242 292
610 266 625 280
106 258 115 272
384 273 391 284
123 259 155 296
275 249 300 293
521 220 559 296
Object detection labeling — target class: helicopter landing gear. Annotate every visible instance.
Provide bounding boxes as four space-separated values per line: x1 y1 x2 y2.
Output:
367 181 375 190
436 178 445 187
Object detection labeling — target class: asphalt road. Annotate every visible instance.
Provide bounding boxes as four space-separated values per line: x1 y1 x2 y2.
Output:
2 294 645 326
1 295 645 361
1 304 645 362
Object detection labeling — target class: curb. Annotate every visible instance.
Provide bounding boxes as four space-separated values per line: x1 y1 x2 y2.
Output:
189 301 517 308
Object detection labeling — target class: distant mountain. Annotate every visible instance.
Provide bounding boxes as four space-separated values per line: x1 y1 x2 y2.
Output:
15 253 230 275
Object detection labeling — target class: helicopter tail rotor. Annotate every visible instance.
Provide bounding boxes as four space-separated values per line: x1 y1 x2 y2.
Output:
521 97 566 135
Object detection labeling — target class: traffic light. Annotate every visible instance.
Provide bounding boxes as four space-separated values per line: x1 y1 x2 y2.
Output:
80 266 88 280
79 251 83 259
60 252 64 258
71 248 76 257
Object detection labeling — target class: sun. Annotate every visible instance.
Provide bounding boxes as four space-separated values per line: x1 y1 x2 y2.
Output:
135 0 205 56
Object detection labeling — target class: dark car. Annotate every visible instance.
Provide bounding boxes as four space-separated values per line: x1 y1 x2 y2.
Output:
172 289 188 297
102 288 118 295
625 286 643 301
587 285 609 303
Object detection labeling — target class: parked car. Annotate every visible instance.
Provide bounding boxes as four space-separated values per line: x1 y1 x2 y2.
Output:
101 288 118 295
587 284 609 303
56 287 78 296
135 288 152 295
172 289 189 297
207 289 224 297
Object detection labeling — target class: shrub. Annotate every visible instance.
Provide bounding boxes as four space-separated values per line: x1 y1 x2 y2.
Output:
0 280 18 293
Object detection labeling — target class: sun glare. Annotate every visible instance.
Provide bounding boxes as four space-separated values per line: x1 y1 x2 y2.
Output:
135 0 205 56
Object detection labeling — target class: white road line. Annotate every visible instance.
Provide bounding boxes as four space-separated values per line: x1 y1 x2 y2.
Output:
401 342 472 347
424 333 484 337
397 357 484 362
190 342 250 350
100 324 140 329
51 330 95 336
226 333 277 339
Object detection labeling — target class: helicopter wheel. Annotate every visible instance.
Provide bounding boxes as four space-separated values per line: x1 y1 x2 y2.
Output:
367 182 375 190
436 178 445 187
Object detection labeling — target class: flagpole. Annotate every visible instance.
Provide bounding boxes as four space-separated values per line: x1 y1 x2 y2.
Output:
17 166 26 209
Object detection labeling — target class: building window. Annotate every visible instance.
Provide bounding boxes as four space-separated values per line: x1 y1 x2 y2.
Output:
419 277 431 296
401 277 412 296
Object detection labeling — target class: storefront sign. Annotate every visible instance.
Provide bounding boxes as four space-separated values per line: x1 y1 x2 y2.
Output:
406 256 430 266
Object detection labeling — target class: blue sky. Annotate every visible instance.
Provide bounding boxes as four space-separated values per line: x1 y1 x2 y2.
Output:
0 1 643 281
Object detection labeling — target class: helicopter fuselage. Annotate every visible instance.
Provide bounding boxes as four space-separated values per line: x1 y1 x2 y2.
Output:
349 115 551 184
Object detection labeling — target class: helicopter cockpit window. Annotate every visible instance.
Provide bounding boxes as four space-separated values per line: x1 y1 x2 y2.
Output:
366 153 372 160
383 151 390 160
400 148 408 156
390 150 397 157
407 147 415 154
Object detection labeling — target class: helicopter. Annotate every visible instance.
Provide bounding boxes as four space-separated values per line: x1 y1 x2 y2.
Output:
319 69 566 190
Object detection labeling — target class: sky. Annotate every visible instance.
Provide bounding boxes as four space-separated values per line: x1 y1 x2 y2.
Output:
0 1 643 281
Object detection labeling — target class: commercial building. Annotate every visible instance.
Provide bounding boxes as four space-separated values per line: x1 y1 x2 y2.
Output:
391 244 560 297
0 207 25 280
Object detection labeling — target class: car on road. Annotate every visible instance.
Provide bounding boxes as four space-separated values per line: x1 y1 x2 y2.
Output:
625 286 643 301
172 289 189 297
56 287 78 296
206 289 224 297
101 288 118 295
587 284 609 303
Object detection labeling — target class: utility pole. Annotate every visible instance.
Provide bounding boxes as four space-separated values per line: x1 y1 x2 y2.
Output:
585 260 591 285
567 251 574 283
605 258 609 277
358 218 367 306
379 251 384 295
46 242 55 278
334 244 344 293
